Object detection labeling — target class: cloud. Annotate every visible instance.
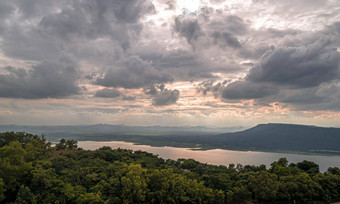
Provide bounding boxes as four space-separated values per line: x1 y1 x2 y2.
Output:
152 89 180 106
95 56 173 89
94 88 136 101
220 22 340 110
144 84 180 106
196 80 229 97
95 88 122 98
222 81 278 100
1 0 155 62
2 27 60 61
122 95 136 101
211 31 242 48
0 61 80 99
0 1 15 19
207 15 249 35
248 43 340 88
174 16 203 46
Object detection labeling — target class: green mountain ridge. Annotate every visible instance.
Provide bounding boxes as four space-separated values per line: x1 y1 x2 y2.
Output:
209 123 340 153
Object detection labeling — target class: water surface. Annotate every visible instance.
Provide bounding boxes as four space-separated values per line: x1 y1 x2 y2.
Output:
78 141 340 172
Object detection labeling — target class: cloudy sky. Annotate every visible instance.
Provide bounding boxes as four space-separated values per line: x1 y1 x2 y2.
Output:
0 0 339 127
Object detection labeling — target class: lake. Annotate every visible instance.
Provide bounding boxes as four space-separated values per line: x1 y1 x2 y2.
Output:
78 141 340 172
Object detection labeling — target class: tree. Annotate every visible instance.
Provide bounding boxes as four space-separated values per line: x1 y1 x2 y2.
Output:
14 185 36 204
0 141 31 199
55 139 78 150
121 164 148 203
55 139 67 150
248 171 279 202
278 173 322 202
77 192 103 204
0 178 5 202
327 167 340 175
297 160 320 175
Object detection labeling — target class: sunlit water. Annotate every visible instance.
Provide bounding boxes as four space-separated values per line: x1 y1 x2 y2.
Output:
78 141 340 172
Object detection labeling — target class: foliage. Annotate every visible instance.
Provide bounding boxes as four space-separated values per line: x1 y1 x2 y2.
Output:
1 132 340 203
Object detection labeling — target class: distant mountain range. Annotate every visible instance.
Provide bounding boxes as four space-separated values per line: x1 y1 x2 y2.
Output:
1 123 340 154
0 124 245 137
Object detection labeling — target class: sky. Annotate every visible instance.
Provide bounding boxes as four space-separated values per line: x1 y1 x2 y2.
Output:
0 0 339 127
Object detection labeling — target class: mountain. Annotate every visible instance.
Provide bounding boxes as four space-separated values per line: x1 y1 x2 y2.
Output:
207 123 340 153
0 124 245 138
1 123 340 154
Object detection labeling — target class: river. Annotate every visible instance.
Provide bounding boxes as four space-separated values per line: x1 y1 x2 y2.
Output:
78 141 340 172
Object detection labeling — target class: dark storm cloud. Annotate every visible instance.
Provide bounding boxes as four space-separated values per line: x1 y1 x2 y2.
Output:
174 16 203 46
0 62 80 99
95 56 174 89
95 88 122 98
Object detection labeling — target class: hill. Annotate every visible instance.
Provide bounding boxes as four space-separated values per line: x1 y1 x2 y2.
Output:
207 123 340 153
1 123 340 154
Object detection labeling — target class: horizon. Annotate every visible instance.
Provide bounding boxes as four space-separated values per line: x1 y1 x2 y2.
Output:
1 122 340 129
0 0 339 127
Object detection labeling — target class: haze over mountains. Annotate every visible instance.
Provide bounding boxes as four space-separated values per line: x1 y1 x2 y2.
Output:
0 124 245 137
1 123 340 154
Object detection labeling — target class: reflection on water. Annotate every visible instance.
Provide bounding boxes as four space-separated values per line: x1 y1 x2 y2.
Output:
78 141 340 172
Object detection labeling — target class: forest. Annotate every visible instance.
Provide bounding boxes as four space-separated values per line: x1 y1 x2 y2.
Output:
1 132 340 203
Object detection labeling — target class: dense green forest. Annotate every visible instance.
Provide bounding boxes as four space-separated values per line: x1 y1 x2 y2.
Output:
1 132 340 203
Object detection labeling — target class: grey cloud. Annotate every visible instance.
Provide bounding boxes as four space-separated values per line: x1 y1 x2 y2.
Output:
0 1 15 19
264 28 299 38
174 16 203 46
10 0 59 19
248 42 340 88
38 0 154 48
222 81 278 99
208 15 249 35
144 84 180 106
95 88 136 101
96 56 173 89
2 27 60 61
122 95 136 101
0 61 80 99
144 84 165 95
278 87 324 105
106 0 155 23
211 31 242 48
2 0 155 63
220 22 340 111
270 82 340 111
95 88 122 98
137 49 236 81
152 89 180 106
196 80 229 97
